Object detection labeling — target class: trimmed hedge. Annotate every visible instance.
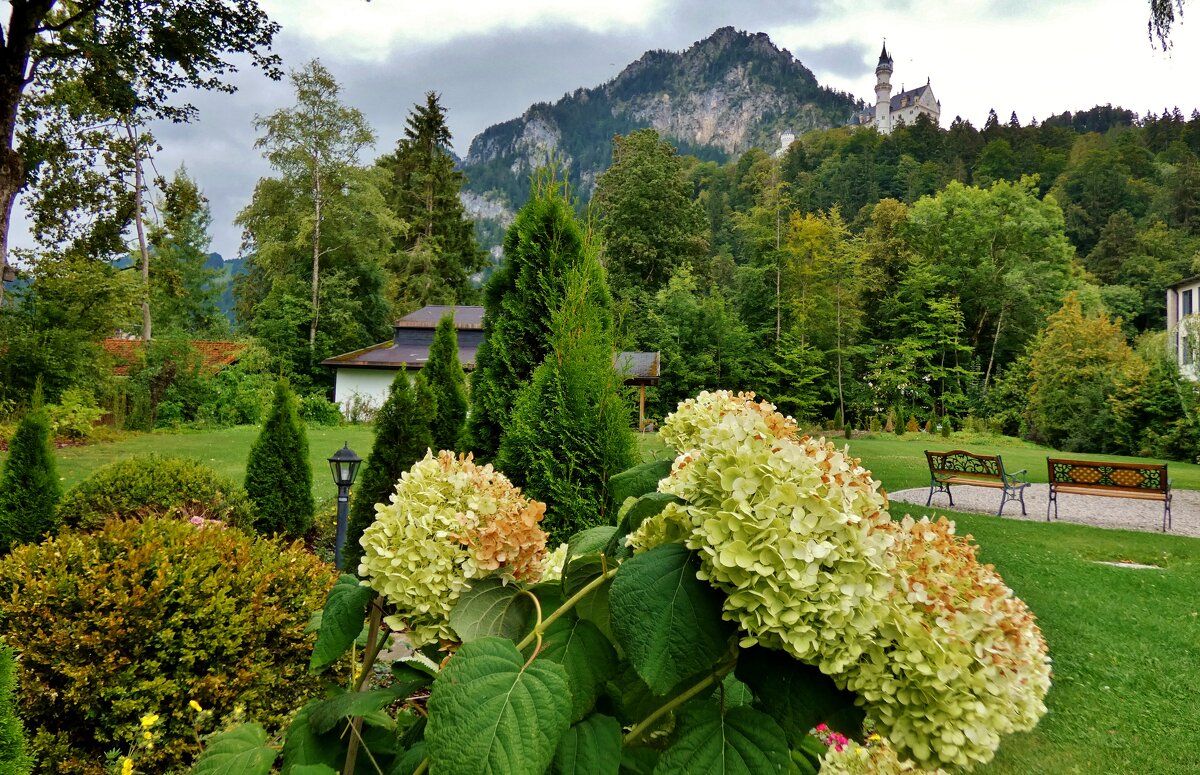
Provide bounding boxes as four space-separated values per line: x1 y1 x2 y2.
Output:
0 641 30 775
56 455 256 532
0 518 334 774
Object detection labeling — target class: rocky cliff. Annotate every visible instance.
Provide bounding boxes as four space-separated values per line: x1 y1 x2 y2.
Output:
459 27 865 214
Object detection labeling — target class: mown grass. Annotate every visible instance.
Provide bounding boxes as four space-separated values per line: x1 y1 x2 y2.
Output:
0 424 376 509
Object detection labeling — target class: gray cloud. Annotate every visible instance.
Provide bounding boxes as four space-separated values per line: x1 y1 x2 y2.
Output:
789 40 873 79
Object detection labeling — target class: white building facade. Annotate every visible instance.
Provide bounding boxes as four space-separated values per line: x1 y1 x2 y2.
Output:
853 44 940 134
1167 275 1200 380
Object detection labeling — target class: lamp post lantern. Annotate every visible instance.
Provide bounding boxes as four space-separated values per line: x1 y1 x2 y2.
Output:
328 442 363 570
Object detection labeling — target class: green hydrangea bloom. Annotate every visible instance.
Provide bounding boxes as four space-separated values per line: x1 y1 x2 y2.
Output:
359 451 548 647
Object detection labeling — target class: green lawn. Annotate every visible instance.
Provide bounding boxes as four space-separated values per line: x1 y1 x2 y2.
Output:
1 424 376 509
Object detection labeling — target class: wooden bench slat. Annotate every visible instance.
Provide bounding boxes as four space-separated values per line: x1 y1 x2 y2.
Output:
1046 457 1171 532
1051 485 1167 501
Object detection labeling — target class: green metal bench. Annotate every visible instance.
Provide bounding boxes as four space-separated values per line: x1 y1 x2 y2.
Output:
925 449 1029 516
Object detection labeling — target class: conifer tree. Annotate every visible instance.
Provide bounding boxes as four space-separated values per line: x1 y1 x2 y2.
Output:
244 379 314 538
378 92 487 310
465 172 612 461
0 386 61 553
345 371 435 571
424 313 468 451
0 641 31 775
496 258 635 544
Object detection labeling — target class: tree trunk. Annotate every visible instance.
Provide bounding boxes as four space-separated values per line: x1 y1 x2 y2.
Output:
836 279 845 421
310 163 321 350
0 2 55 306
127 122 151 341
983 305 1006 393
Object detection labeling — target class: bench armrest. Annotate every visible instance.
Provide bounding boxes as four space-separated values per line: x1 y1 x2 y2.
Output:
1007 468 1028 481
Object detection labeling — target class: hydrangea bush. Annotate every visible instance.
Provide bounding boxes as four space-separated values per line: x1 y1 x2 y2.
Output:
196 391 1051 775
637 391 1051 769
358 450 549 646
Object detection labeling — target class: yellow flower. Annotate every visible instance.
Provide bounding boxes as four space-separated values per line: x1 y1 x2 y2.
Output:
139 713 159 729
189 700 203 713
120 757 134 775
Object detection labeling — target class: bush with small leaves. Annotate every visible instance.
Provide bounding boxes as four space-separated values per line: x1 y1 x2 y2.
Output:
0 518 334 774
0 641 31 775
56 455 256 533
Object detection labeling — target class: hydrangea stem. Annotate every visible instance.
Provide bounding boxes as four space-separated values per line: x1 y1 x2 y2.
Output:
623 657 737 745
515 566 618 652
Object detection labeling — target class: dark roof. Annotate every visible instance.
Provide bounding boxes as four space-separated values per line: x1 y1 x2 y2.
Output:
1168 274 1200 290
615 351 661 386
878 42 892 66
395 305 484 330
101 339 246 376
890 84 933 112
320 340 479 371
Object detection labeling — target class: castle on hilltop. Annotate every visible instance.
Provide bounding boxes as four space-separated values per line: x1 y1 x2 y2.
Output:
852 43 940 134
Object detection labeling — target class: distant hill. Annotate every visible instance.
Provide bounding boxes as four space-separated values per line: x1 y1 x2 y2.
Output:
459 26 865 229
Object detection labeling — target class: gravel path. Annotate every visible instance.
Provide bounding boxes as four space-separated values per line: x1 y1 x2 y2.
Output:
887 483 1200 538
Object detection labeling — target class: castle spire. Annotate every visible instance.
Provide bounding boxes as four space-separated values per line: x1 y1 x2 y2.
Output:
878 41 892 66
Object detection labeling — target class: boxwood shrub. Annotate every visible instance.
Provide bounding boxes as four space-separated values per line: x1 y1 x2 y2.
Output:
0 518 335 774
56 455 256 532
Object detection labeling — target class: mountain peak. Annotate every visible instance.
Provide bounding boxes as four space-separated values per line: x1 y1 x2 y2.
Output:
461 29 864 209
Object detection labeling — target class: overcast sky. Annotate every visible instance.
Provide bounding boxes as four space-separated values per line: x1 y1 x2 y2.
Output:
11 0 1200 259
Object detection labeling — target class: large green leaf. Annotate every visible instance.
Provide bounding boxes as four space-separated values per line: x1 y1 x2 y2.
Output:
609 543 735 694
449 576 535 643
191 724 277 775
310 574 375 671
608 459 673 511
281 702 343 772
287 766 337 775
307 687 408 734
525 616 618 722
425 637 572 775
654 704 790 774
735 647 864 746
568 526 618 557
550 714 622 775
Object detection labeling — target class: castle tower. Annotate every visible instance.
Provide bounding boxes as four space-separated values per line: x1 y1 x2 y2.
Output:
874 42 893 134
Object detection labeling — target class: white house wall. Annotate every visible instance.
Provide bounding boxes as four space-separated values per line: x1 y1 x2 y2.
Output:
334 368 403 417
1167 280 1200 380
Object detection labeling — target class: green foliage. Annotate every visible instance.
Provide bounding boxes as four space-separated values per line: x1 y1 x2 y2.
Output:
190 725 276 775
43 387 103 440
0 643 31 775
0 517 333 774
244 379 314 537
309 575 376 672
376 92 487 311
497 258 635 543
654 704 790 775
426 637 572 774
1026 293 1145 452
466 172 612 461
148 167 228 337
0 406 61 554
56 454 256 532
424 313 468 451
593 128 710 294
298 393 343 426
344 372 435 571
235 61 396 385
609 543 736 694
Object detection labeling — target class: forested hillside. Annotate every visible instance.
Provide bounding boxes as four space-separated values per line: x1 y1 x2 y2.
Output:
596 105 1200 460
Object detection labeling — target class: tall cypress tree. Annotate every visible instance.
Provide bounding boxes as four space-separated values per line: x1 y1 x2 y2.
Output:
464 172 613 461
345 371 435 572
496 258 635 544
425 313 468 451
0 641 30 775
378 92 487 310
0 387 61 553
244 379 314 538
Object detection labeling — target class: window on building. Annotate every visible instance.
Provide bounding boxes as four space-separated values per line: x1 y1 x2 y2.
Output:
1184 289 1193 316
1185 336 1194 366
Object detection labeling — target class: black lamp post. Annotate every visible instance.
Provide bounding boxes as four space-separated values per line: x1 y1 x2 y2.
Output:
328 442 363 570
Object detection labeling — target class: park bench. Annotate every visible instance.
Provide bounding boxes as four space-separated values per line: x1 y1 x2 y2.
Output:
1047 458 1172 532
924 449 1029 516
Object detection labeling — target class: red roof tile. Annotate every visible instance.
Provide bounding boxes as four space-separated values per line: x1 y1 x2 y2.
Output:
101 339 246 376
